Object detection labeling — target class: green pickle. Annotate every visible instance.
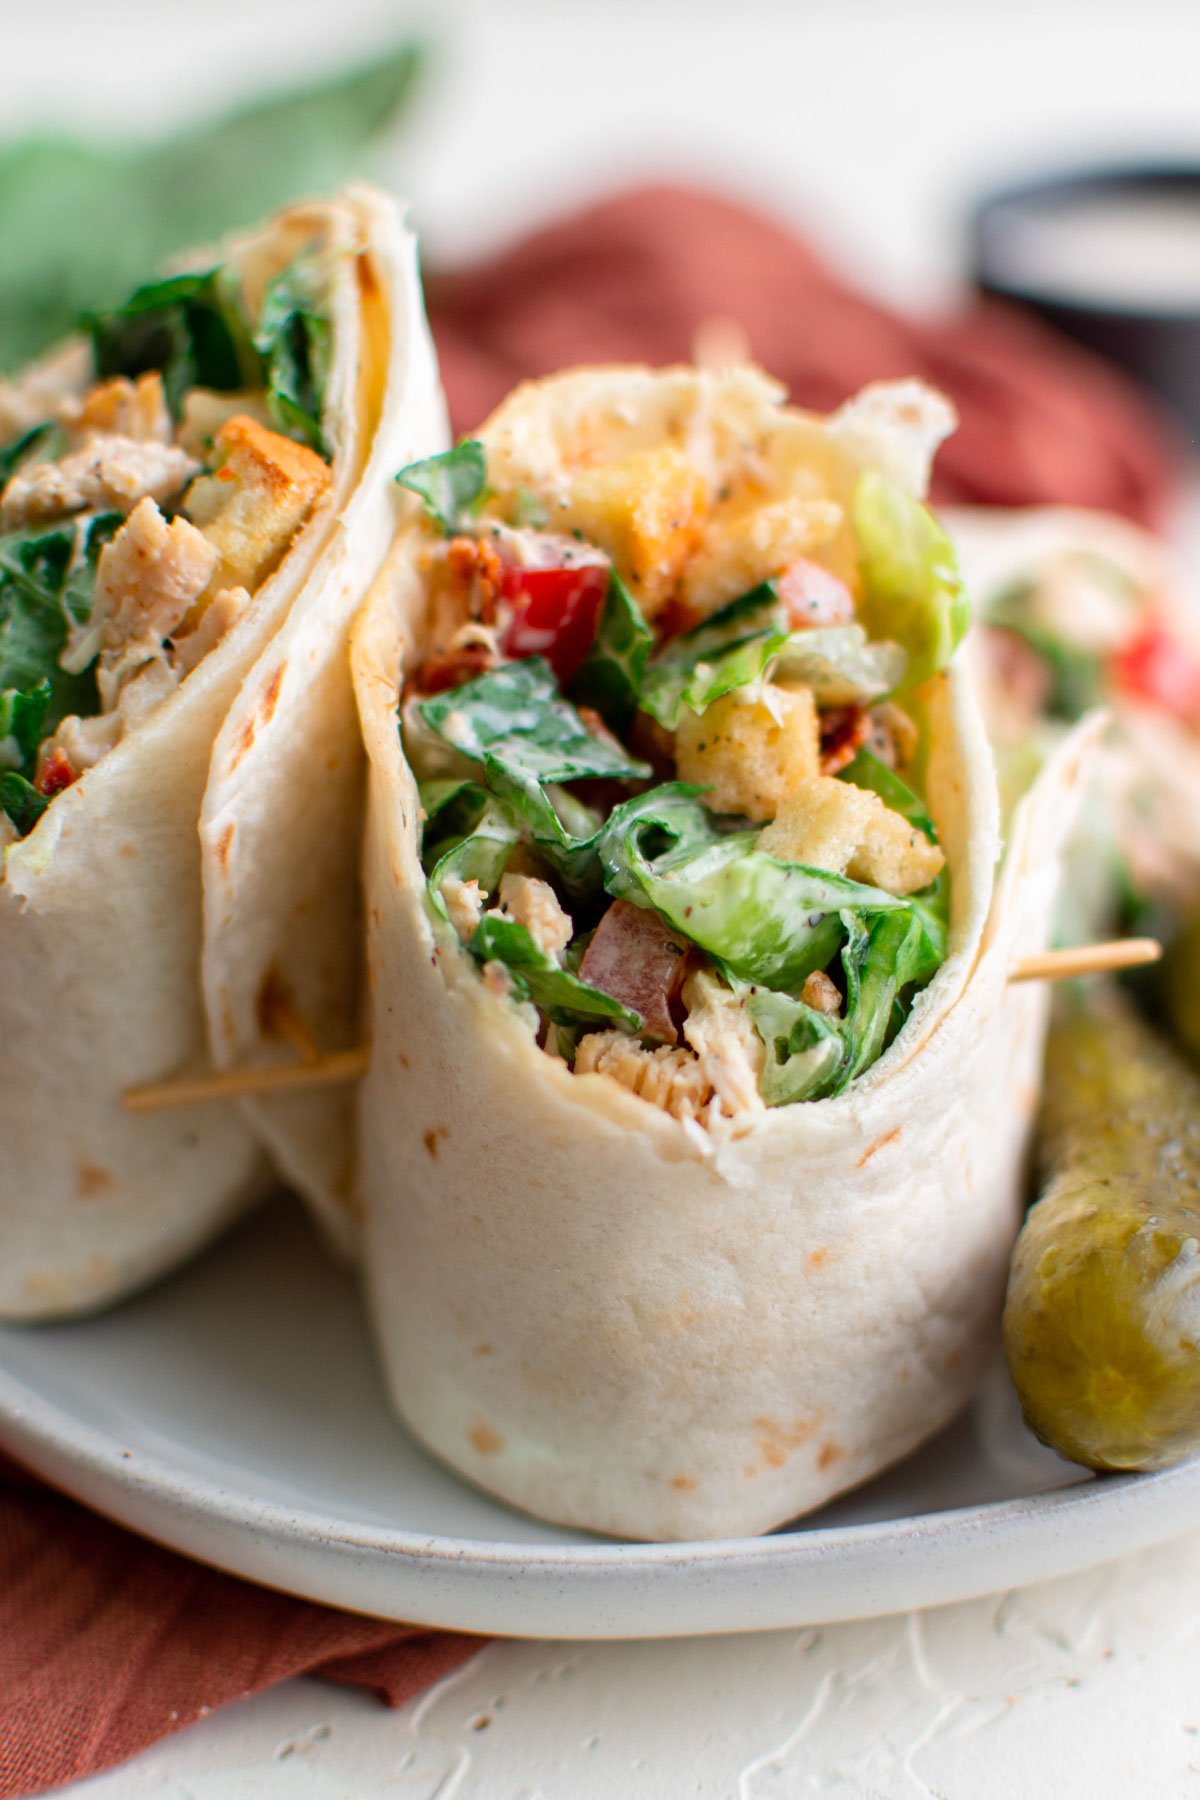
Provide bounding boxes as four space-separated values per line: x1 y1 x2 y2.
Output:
1161 907 1200 1065
1003 989 1200 1472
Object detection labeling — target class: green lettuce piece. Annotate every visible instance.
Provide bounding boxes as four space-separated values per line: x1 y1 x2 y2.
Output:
568 571 653 732
482 762 605 898
597 783 938 993
0 513 120 729
254 254 332 455
0 770 47 836
747 987 849 1104
639 586 786 728
0 44 425 373
0 677 49 775
417 657 649 784
773 625 906 705
85 267 260 415
853 471 968 693
421 780 522 910
469 913 640 1031
396 441 487 535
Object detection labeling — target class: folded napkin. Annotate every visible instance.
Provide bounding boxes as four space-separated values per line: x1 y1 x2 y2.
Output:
428 183 1181 528
0 181 1183 1800
0 1454 484 1797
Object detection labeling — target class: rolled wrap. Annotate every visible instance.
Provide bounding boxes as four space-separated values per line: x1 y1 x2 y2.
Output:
353 366 1087 1540
0 188 445 1318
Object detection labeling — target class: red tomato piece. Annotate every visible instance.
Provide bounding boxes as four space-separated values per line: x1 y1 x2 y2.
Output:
776 557 855 629
1112 621 1200 726
35 746 76 797
500 560 610 683
579 900 693 1043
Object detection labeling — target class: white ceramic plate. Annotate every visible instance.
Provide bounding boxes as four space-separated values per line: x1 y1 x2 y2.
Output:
1 1197 1197 1640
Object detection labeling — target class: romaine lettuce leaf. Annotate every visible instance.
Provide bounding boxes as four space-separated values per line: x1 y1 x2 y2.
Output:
254 254 332 456
747 986 849 1104
0 770 47 836
0 513 119 729
0 677 48 775
568 571 653 732
773 625 906 705
597 783 936 992
853 471 968 693
417 657 649 784
422 779 522 912
396 441 487 535
85 268 260 415
469 912 641 1031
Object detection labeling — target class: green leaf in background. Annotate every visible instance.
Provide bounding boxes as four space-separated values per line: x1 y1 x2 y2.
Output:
255 255 333 455
469 912 641 1031
0 42 425 372
853 471 968 693
85 268 260 415
568 572 653 733
396 441 488 534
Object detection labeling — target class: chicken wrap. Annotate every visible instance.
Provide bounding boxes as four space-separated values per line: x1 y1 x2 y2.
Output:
353 364 1086 1540
0 187 444 1318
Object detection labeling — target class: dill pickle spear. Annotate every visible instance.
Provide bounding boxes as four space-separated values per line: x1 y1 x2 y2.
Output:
1161 908 1200 1064
1003 990 1200 1472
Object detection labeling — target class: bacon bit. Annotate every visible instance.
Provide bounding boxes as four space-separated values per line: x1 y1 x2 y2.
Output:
819 704 870 775
414 641 498 695
776 557 855 629
655 595 705 641
579 900 694 1043
446 535 503 622
35 745 76 796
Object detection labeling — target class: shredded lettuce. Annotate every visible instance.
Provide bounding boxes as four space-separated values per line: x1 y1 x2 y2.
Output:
470 912 641 1031
853 471 968 693
84 268 260 415
254 254 332 455
568 571 653 733
396 441 487 535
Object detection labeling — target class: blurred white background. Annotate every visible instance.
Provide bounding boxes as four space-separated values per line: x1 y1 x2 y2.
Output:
7 0 1200 304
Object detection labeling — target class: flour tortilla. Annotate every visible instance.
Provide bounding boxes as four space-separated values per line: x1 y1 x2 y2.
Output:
352 366 1086 1540
200 189 447 1256
0 188 442 1317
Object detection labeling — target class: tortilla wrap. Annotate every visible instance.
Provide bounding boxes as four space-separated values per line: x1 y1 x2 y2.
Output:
352 366 1086 1540
0 187 443 1317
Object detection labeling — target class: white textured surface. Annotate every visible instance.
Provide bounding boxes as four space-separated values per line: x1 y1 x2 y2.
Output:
15 2 1200 1793
70 1530 1200 1797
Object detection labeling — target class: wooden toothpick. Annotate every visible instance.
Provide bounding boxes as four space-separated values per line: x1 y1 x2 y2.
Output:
1009 937 1161 985
123 1047 369 1114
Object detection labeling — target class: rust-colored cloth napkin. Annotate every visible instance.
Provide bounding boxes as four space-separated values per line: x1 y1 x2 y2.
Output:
0 1454 484 1796
0 182 1183 1800
428 183 1181 528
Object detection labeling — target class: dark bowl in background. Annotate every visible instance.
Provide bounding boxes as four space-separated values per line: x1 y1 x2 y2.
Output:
970 164 1200 442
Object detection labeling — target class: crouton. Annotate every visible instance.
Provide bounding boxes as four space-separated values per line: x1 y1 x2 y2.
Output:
756 775 944 896
183 414 330 595
675 682 821 821
555 447 707 617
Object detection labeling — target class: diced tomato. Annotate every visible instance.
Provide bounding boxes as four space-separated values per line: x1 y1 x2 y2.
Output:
579 900 693 1043
1111 621 1200 727
819 705 870 775
776 557 855 629
35 746 76 797
500 560 610 683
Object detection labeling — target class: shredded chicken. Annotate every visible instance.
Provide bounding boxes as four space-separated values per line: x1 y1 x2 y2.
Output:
574 1029 713 1123
675 681 821 820
0 340 91 444
170 585 251 679
681 970 766 1115
442 875 485 943
63 373 171 445
494 873 573 962
756 774 945 896
0 434 198 526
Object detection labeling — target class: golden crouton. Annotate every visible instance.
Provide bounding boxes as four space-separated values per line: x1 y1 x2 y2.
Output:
675 682 820 821
183 414 330 596
681 495 842 617
756 775 944 896
556 447 707 617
